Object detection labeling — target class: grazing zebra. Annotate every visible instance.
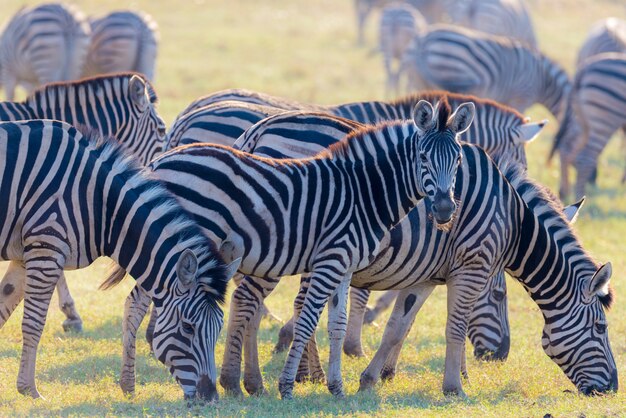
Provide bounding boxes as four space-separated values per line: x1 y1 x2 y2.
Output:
551 53 626 199
0 3 91 100
354 149 617 396
0 72 166 333
577 18 626 67
0 120 239 401
83 10 159 81
115 99 472 399
378 3 427 94
165 101 284 151
399 25 571 118
448 0 537 48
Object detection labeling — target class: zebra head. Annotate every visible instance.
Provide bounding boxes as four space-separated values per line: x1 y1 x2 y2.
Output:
541 262 618 395
412 99 474 227
119 75 167 165
151 249 241 402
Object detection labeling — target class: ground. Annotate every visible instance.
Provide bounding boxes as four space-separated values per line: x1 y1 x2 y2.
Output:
0 0 625 416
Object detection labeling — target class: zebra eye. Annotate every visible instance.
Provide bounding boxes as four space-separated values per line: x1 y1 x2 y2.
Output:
182 321 194 334
492 289 505 302
420 153 428 163
594 322 607 334
457 155 463 164
157 126 166 137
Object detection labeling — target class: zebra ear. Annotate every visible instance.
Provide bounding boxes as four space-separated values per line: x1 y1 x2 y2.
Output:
177 249 198 289
223 257 241 280
129 75 149 110
586 263 613 304
412 100 436 133
515 119 548 145
448 102 475 135
563 197 585 223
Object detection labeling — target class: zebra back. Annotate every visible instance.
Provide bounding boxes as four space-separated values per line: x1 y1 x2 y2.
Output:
577 18 626 68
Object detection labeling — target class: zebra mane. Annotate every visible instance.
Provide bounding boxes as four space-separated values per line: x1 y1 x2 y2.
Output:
26 72 158 105
497 156 614 310
71 125 229 304
390 90 526 122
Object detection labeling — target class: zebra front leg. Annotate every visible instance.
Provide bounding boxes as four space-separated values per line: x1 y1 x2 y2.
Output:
243 300 265 396
17 249 65 398
343 287 369 357
56 273 83 332
220 275 280 397
0 261 26 329
326 278 351 397
278 269 349 400
359 284 435 391
275 275 311 353
120 286 152 396
364 290 399 324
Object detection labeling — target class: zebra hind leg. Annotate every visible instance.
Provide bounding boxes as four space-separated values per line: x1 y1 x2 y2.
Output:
56 273 83 332
17 249 65 398
0 261 26 329
120 286 152 396
145 305 158 352
243 302 266 395
364 289 399 324
275 275 311 353
326 278 351 398
343 287 369 357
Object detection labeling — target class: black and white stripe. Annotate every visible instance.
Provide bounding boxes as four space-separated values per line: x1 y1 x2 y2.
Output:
0 120 236 401
0 3 91 100
83 10 159 81
577 18 626 67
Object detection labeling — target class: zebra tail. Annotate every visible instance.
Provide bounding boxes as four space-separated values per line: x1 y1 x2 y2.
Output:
99 263 128 290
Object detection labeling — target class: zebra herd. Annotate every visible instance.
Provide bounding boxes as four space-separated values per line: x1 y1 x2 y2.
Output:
0 0 622 406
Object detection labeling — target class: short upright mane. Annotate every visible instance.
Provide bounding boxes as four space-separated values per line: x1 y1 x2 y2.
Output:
26 72 158 104
70 125 228 303
322 120 411 160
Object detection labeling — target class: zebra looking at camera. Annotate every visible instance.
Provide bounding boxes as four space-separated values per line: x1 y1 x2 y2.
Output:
0 120 239 401
0 3 91 100
83 10 159 81
399 26 571 118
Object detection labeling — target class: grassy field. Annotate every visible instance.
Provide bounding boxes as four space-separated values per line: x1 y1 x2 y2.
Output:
1 0 626 416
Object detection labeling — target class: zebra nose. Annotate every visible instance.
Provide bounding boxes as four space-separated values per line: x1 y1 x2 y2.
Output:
432 191 456 224
608 369 619 392
196 374 219 402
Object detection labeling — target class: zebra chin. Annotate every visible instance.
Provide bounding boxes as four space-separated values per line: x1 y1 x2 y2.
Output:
473 333 510 361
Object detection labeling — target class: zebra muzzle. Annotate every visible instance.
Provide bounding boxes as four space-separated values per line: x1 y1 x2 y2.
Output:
432 191 456 224
195 374 219 402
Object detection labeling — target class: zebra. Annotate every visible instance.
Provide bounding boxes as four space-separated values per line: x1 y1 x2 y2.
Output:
448 0 537 48
378 3 426 94
83 10 159 81
551 53 626 199
0 72 166 333
353 149 617 396
110 99 473 399
165 101 285 151
399 25 571 119
577 18 626 67
0 119 240 401
0 3 91 100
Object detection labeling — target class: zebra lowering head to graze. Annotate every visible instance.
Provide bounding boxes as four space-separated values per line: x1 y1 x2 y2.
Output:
550 53 626 199
399 25 571 119
0 3 91 100
83 10 159 81
136 98 473 400
0 72 166 333
0 120 239 401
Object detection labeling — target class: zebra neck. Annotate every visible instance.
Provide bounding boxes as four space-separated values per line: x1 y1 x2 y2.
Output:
538 56 571 120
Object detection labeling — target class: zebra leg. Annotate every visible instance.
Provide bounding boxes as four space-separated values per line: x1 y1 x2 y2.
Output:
306 327 326 384
220 275 280 397
326 278 351 397
343 287 368 357
120 285 152 396
359 284 435 392
56 273 83 332
0 261 26 329
17 249 64 398
145 305 158 352
364 290 399 324
243 300 265 396
573 151 599 201
294 275 312 382
274 275 311 353
278 270 349 400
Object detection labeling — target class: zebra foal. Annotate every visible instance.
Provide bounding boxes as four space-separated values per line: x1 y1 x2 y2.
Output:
0 3 91 100
0 120 239 401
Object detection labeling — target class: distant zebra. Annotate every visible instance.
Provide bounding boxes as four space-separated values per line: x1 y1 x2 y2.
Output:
399 25 571 118
0 120 239 401
83 10 159 81
449 0 537 48
0 3 91 100
0 72 167 332
114 99 472 399
354 149 617 396
551 54 626 199
378 3 426 94
577 18 626 67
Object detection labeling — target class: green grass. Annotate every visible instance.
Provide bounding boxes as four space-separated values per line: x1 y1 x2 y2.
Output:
1 0 626 416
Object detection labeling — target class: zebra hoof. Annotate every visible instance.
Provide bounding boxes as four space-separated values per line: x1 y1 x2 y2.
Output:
62 318 83 333
274 325 293 353
363 307 377 324
343 341 365 358
219 375 244 398
120 379 136 396
243 378 265 396
295 371 311 383
328 381 345 398
17 383 42 399
442 385 466 397
380 367 396 381
278 379 294 400
310 370 326 385
358 373 377 392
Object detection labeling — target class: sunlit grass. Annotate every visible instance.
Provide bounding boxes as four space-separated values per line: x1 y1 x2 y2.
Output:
1 0 625 416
